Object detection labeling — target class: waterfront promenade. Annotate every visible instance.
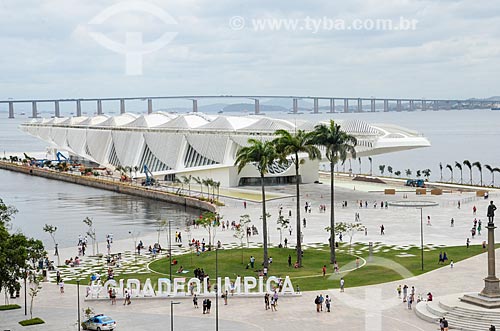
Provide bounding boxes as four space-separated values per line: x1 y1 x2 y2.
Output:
1 170 499 330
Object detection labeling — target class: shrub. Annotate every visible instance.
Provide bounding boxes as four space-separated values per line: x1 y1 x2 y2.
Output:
0 304 21 310
19 317 45 326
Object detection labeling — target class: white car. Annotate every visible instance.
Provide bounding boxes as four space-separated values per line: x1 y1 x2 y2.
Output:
82 314 117 331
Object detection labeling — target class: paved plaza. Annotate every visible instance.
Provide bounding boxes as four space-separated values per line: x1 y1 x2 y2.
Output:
2 176 499 330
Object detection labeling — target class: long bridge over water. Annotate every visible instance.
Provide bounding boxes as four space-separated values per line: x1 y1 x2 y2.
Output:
1 95 499 118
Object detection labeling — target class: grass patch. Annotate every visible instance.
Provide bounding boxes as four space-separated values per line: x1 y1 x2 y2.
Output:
19 317 45 326
0 304 21 310
64 243 496 292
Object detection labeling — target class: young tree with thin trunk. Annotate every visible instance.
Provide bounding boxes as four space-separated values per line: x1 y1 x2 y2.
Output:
235 139 278 268
439 162 443 181
43 224 60 266
311 121 357 264
274 129 321 267
446 164 453 183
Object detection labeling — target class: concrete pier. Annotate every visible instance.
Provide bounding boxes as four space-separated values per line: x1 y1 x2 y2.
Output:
329 98 335 113
396 99 402 112
293 98 298 113
31 101 37 118
192 99 198 113
54 101 60 118
313 98 319 114
370 98 375 112
254 99 260 115
97 100 103 116
384 99 389 112
357 98 362 112
147 99 153 114
422 100 426 111
120 99 126 114
409 100 414 111
343 98 349 113
76 100 82 117
8 101 14 119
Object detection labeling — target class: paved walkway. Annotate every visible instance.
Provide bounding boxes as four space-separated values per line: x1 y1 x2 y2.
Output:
2 176 499 330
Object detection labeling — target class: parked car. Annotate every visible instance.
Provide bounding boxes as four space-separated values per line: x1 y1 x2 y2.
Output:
82 314 117 331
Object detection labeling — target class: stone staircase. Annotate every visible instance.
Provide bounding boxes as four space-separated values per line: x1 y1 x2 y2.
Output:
416 293 500 330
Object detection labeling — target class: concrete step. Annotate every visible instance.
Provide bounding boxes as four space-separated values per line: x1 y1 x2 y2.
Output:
426 300 448 317
445 308 500 331
415 301 441 323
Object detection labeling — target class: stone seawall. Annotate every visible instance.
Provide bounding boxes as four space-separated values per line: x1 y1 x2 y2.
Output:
0 161 216 212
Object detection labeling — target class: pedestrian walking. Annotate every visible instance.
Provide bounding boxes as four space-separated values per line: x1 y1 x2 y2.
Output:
264 293 270 310
407 293 413 309
325 295 331 312
59 279 64 294
403 285 408 302
315 295 321 312
223 290 228 305
340 278 345 292
397 285 402 298
193 294 198 308
271 297 277 311
322 265 327 277
202 298 207 314
380 224 385 235
450 218 454 227
319 294 324 311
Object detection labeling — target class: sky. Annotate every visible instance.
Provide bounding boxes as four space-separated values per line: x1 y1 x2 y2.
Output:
1 0 500 101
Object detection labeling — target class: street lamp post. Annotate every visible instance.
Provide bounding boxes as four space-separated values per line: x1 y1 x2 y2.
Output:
77 279 81 331
170 301 180 331
417 207 424 271
215 248 219 331
24 270 27 316
169 220 172 282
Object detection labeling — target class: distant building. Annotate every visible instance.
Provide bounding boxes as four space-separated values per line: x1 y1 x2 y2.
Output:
20 113 430 187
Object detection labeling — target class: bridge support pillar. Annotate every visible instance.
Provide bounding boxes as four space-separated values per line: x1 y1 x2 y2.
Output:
120 99 126 114
396 99 402 112
96 100 102 116
433 100 438 111
329 98 335 113
357 98 362 112
31 101 38 118
254 99 260 115
343 99 349 113
147 99 153 114
293 98 298 113
55 101 60 118
421 100 426 111
313 98 319 113
77 100 82 117
409 100 414 111
383 99 389 112
192 99 198 113
8 101 14 119
370 98 375 112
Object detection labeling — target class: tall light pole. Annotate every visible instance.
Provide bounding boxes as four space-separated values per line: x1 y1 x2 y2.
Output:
170 301 180 331
24 270 27 316
128 230 140 262
77 279 81 331
417 207 424 271
215 248 219 331
169 220 173 282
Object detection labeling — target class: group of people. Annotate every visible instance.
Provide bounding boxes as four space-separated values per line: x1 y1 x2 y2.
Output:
314 294 332 312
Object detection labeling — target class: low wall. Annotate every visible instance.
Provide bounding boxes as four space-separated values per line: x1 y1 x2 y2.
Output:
0 161 215 212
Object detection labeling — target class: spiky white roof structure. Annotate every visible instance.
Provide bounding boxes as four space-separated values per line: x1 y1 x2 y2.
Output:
20 113 430 186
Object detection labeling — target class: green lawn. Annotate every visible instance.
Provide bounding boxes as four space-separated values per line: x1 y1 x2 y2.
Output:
62 243 496 291
0 304 21 311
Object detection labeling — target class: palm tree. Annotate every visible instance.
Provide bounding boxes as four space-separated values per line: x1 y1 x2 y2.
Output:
394 170 401 177
368 157 373 176
422 169 431 180
416 169 422 178
235 139 278 268
387 166 393 177
274 129 321 267
193 176 203 197
181 175 192 195
455 161 463 184
439 162 443 181
446 164 453 183
493 168 500 187
311 121 357 264
379 164 385 175
463 160 472 185
202 178 210 200
484 165 495 186
473 161 482 186
214 181 221 202
405 169 412 177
